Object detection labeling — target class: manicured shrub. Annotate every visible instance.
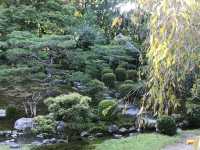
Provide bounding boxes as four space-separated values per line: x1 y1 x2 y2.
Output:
86 79 105 103
6 105 18 120
157 116 176 136
102 68 113 75
44 93 93 132
33 115 57 136
102 73 116 88
98 100 117 121
115 67 127 81
127 70 138 81
118 83 134 97
77 27 96 49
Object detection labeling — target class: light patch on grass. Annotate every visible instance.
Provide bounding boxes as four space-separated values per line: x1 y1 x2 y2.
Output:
95 133 179 150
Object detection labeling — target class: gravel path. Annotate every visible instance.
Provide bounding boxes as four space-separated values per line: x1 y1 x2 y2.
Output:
162 132 198 150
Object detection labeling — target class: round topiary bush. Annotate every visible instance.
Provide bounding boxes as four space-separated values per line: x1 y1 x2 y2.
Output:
127 70 138 81
157 116 177 136
118 83 134 97
115 67 127 81
102 68 113 75
102 73 116 88
98 99 117 121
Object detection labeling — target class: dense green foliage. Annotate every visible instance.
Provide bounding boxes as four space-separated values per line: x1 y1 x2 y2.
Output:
157 116 176 136
33 115 57 136
44 93 93 133
115 67 127 81
98 99 117 121
102 73 116 88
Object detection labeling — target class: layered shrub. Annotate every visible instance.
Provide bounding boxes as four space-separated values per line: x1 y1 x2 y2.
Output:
118 83 134 97
102 68 113 75
86 79 105 104
102 73 116 88
33 115 57 137
44 93 93 133
77 26 96 49
157 116 176 136
115 67 127 81
98 99 117 121
127 70 138 81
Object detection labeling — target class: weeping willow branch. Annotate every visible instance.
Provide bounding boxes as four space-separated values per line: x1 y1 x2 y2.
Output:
138 0 200 115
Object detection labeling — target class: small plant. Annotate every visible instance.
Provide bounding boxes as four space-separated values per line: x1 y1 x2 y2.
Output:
157 116 176 136
102 73 116 88
98 99 117 121
6 105 18 120
115 67 127 81
127 70 138 81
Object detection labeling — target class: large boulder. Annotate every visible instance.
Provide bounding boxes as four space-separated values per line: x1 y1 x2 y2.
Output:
108 124 119 134
14 118 34 131
0 109 6 118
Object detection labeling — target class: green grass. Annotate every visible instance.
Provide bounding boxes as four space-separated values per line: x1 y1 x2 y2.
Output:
0 145 31 150
94 133 179 150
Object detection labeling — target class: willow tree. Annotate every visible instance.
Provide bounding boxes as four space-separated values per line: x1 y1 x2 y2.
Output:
139 0 200 115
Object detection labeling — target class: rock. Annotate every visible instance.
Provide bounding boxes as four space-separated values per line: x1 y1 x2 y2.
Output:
50 138 57 144
177 128 182 134
9 139 15 142
124 106 139 117
57 139 68 144
108 125 119 134
178 120 189 129
129 133 136 136
31 141 43 146
11 133 17 138
119 128 128 134
14 118 34 131
36 134 44 140
113 134 123 139
10 143 20 149
129 126 136 132
95 133 104 137
56 121 65 133
42 139 51 145
0 109 6 118
80 131 89 137
88 135 95 141
0 130 12 136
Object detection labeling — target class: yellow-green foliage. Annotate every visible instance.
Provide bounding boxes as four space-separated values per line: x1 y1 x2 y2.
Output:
140 0 200 115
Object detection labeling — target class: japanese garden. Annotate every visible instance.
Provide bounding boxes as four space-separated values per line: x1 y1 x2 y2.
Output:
0 0 199 150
